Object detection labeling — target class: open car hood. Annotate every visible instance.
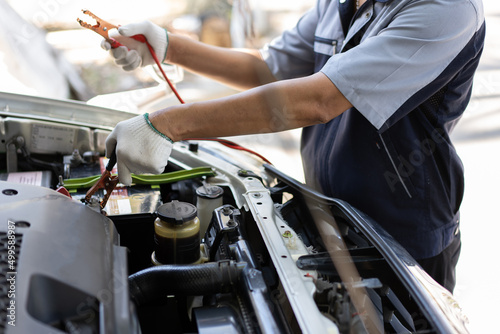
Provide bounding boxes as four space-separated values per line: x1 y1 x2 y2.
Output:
0 91 469 334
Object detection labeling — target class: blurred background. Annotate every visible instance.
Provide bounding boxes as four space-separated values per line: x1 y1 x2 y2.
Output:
1 0 499 333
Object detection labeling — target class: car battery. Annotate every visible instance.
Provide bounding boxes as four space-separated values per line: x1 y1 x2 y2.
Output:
68 157 164 273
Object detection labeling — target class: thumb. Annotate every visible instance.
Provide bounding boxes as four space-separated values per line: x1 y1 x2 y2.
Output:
105 136 117 159
117 160 133 187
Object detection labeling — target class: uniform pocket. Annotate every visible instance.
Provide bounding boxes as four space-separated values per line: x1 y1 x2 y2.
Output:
314 37 338 56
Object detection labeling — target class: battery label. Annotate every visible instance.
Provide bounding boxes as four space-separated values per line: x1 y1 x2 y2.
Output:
116 199 133 214
102 187 162 216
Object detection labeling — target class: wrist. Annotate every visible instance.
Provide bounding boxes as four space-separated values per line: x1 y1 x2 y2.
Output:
148 111 180 142
163 32 184 65
144 113 173 143
163 32 174 64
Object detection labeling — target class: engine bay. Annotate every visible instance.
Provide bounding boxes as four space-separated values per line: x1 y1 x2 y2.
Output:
0 92 470 334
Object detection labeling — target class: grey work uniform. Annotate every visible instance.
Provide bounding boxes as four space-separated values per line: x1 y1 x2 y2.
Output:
260 0 485 267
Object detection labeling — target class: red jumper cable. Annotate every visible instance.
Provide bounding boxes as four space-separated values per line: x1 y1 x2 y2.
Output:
77 10 272 165
78 9 184 104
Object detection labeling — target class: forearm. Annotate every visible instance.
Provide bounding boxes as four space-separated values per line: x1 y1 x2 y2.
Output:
149 72 353 141
165 33 277 90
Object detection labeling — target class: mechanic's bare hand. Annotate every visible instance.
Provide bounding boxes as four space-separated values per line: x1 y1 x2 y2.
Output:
105 114 173 186
101 21 168 71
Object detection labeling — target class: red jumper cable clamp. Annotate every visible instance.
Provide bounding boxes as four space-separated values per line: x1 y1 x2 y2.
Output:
77 9 185 104
84 150 119 210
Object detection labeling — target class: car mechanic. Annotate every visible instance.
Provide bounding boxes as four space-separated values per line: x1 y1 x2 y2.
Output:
102 0 486 293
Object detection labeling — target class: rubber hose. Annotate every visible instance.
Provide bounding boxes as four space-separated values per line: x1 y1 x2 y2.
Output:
129 260 243 306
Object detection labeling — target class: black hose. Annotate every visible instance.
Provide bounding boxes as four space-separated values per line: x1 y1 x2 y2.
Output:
128 260 244 307
19 147 63 179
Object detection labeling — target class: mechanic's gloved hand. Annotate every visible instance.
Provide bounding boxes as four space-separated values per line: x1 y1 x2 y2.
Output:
105 114 173 186
101 21 168 71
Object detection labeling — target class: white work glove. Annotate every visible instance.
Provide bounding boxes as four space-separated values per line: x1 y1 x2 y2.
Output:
105 114 173 186
101 21 168 71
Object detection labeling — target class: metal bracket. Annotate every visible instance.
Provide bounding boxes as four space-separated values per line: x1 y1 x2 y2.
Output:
6 136 25 173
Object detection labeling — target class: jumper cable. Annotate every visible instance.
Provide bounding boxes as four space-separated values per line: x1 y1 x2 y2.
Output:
78 10 272 164
84 150 118 209
77 9 185 103
77 10 272 204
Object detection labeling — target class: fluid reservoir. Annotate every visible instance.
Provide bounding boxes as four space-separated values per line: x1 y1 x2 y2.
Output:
152 200 201 265
196 185 223 237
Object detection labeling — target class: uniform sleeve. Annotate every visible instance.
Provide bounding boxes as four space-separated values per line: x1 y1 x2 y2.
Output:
259 1 321 80
321 0 482 130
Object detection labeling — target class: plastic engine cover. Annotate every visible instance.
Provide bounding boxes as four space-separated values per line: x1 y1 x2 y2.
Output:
0 181 139 334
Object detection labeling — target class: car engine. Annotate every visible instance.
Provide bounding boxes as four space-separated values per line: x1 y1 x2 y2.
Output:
0 91 470 334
